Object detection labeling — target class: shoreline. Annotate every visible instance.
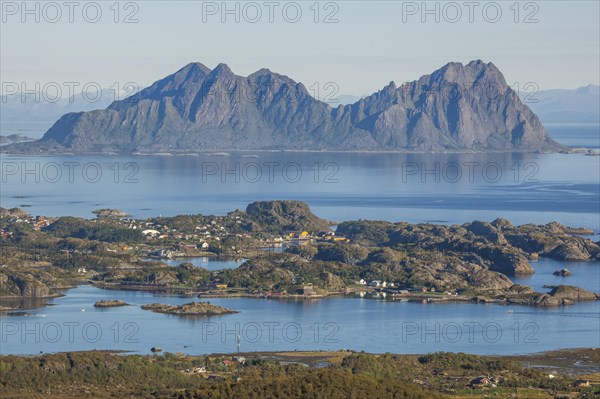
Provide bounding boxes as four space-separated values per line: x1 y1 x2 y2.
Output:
2 146 598 156
17 281 596 309
2 150 595 157
1 347 597 368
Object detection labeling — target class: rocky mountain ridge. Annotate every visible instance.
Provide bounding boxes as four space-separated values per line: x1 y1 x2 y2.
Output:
3 60 565 153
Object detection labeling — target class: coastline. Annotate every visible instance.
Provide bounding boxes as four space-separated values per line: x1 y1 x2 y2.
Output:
2 147 593 156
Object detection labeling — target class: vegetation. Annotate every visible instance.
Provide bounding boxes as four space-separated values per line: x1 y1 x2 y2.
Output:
1 202 598 306
44 216 143 243
1 350 597 398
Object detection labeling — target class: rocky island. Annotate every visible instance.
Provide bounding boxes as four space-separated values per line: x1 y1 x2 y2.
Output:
94 300 129 307
2 60 565 154
141 301 237 316
1 201 598 307
92 209 128 219
553 268 573 276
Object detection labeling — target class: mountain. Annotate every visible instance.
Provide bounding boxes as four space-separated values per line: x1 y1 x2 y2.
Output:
522 84 600 124
245 200 333 233
4 60 564 153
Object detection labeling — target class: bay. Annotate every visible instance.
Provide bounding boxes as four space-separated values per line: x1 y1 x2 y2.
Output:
2 285 598 356
1 123 599 356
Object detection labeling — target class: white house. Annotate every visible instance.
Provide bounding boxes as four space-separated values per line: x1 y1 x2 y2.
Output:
142 229 160 237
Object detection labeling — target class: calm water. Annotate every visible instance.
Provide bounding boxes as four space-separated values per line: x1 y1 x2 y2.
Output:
513 258 600 293
1 151 599 230
1 285 598 356
547 124 600 149
143 257 246 270
1 123 598 356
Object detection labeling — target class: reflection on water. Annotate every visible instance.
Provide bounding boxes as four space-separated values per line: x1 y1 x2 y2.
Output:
0 151 598 230
0 296 54 311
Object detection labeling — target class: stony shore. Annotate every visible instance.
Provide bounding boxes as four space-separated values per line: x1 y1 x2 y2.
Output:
141 301 238 316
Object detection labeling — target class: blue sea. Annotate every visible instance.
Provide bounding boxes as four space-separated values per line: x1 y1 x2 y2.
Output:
0 123 598 356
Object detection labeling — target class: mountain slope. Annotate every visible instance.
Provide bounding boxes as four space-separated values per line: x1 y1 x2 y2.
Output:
522 84 600 124
5 60 564 153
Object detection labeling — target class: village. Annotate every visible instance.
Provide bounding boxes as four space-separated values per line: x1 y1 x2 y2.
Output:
0 206 459 302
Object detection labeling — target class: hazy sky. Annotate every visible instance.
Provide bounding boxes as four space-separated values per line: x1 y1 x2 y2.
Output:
1 0 599 97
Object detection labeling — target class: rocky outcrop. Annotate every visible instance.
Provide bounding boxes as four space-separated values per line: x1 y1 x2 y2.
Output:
502 285 598 307
4 60 564 154
94 300 129 307
501 223 600 261
548 285 598 302
141 301 237 315
337 220 534 275
553 268 572 276
407 259 513 291
314 243 369 264
0 273 51 298
507 294 563 307
230 246 514 294
561 226 595 235
338 219 600 277
465 221 507 245
506 284 535 295
320 272 346 292
150 270 178 285
0 207 30 218
92 209 128 219
547 243 592 261
246 200 332 233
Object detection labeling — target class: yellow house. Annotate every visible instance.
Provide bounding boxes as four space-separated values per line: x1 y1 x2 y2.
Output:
215 284 228 290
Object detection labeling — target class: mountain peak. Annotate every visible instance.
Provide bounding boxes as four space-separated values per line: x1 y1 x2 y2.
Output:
212 63 234 75
424 60 507 89
173 62 212 79
466 59 487 68
8 60 564 154
180 62 211 72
